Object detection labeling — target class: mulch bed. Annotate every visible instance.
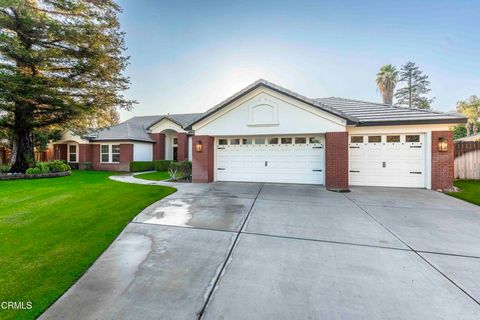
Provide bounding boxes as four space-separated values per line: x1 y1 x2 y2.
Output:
0 171 71 181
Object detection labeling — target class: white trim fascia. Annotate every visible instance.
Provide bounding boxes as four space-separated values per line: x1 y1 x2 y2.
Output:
192 87 347 131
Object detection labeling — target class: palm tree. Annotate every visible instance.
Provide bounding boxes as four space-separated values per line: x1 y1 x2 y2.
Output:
376 64 398 105
457 95 480 136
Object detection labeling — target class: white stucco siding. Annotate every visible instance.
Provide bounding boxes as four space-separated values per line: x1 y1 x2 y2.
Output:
193 88 346 136
188 136 192 161
150 118 186 134
133 142 153 161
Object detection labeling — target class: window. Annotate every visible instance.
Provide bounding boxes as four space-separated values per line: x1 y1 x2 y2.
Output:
295 137 306 144
309 137 321 144
101 145 109 163
100 144 120 163
281 137 292 144
173 138 178 145
218 139 228 145
68 144 77 162
111 145 120 163
230 138 240 145
350 136 363 143
242 138 253 145
368 136 382 143
386 135 400 143
268 137 279 144
255 138 265 145
406 135 420 143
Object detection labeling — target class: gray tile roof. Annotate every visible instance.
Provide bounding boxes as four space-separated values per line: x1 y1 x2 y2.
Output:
187 79 357 126
316 97 466 126
86 80 467 142
188 79 465 127
87 113 202 142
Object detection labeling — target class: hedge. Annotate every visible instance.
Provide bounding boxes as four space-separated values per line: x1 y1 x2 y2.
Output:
154 160 172 171
129 161 155 172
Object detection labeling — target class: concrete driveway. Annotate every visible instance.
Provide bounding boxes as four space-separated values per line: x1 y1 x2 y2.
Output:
41 182 480 319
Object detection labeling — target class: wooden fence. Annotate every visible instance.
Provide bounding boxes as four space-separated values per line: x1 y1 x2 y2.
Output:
455 141 480 179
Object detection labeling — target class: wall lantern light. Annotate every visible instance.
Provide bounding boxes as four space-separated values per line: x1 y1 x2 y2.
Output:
438 137 448 152
195 141 203 152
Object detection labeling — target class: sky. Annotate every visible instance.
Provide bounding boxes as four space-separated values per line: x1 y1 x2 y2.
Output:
116 0 480 121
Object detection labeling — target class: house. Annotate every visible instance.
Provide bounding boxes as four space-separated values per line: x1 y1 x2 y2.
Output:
54 79 466 191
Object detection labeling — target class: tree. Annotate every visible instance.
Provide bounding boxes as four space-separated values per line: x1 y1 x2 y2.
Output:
0 0 134 172
394 62 434 109
376 64 398 105
456 95 480 136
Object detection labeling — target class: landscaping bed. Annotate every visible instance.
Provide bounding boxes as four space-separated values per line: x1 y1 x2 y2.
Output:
0 171 71 180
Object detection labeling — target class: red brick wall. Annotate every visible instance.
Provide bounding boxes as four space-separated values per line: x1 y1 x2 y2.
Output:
54 144 68 161
192 136 214 183
91 143 133 172
325 132 349 191
151 133 166 160
177 133 189 162
431 131 454 190
78 144 92 163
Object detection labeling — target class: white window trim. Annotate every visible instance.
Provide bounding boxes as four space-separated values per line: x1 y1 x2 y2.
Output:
100 144 120 164
67 144 78 163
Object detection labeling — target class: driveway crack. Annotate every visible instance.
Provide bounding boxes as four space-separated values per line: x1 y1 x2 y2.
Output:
196 183 265 319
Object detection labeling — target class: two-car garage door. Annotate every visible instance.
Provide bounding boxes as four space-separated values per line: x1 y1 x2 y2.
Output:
216 136 324 184
349 133 426 188
214 133 426 188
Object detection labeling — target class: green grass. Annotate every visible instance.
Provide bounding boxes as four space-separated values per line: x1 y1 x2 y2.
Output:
135 171 170 181
447 180 480 206
0 171 175 320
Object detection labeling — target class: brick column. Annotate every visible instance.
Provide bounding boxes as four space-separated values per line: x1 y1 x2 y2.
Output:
119 144 134 171
78 144 92 163
151 133 165 160
177 133 189 162
431 131 454 190
325 132 349 192
192 135 214 183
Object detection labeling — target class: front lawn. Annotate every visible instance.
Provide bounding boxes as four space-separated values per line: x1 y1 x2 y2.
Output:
135 171 170 181
0 171 175 320
447 180 480 206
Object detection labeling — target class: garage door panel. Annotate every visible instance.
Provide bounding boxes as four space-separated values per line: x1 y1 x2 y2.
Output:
349 134 426 188
217 137 324 184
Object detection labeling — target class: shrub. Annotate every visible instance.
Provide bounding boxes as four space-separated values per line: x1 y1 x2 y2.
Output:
35 161 50 173
130 161 154 172
26 167 42 175
49 160 70 173
168 162 182 180
0 164 10 174
179 160 192 179
80 161 92 170
154 160 172 171
168 160 192 180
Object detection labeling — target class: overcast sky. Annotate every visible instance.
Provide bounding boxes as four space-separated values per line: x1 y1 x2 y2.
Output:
116 0 480 121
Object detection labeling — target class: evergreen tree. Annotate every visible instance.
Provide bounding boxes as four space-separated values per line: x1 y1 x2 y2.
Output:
394 62 434 109
0 0 134 172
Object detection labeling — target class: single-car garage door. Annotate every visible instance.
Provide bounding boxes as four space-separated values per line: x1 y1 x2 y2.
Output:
349 133 426 188
216 136 324 184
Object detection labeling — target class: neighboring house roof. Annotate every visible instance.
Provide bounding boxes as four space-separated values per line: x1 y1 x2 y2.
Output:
456 133 480 142
316 97 467 126
87 113 201 142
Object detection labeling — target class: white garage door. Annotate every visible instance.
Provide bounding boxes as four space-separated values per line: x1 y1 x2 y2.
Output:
216 136 324 184
349 133 426 188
